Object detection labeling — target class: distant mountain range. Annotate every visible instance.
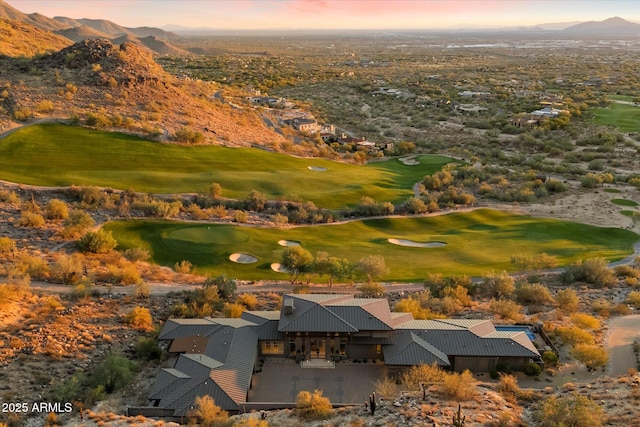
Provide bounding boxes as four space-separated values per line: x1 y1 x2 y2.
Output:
0 0 188 56
561 16 640 35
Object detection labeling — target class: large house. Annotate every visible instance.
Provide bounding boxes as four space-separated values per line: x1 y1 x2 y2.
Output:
149 294 540 415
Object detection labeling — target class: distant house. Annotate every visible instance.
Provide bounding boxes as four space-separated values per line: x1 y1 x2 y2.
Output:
283 118 321 133
149 294 540 414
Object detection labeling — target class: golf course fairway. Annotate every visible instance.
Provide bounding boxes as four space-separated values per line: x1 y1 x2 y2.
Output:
0 123 455 209
103 209 639 281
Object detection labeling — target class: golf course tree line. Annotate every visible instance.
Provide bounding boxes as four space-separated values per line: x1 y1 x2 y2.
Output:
280 246 388 289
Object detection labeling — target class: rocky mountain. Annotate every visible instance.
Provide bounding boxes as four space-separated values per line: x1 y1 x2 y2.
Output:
0 0 186 56
0 37 286 147
0 17 72 57
0 0 66 31
562 16 640 36
55 24 111 43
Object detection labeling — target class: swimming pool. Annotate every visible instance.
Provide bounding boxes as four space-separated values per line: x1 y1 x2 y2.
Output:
495 325 536 341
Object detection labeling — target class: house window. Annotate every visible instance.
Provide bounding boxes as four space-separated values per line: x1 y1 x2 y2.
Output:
376 344 382 354
261 341 284 355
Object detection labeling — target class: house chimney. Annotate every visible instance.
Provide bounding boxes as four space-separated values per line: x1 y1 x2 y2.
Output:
283 298 295 314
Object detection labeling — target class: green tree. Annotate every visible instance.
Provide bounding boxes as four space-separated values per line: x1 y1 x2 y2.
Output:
314 252 353 286
91 352 136 394
358 254 388 284
282 246 314 284
245 189 267 212
77 230 117 253
206 274 237 299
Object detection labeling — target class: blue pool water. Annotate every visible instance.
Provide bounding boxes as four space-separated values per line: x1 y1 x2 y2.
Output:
495 325 536 341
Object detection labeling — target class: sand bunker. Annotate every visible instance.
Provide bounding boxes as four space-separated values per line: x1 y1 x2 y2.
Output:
308 166 328 171
278 240 301 247
399 155 420 166
270 263 289 273
229 253 258 264
387 239 446 248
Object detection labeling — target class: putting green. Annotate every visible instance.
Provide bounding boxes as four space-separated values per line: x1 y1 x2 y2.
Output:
0 123 456 208
104 209 639 281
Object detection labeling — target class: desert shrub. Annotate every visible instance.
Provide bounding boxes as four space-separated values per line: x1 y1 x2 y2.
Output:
358 282 385 297
125 307 153 331
222 302 244 318
614 264 639 278
236 293 258 309
440 370 477 401
36 100 54 113
375 377 398 399
555 326 594 345
0 189 20 204
556 288 579 312
566 258 616 288
121 247 150 262
45 199 69 220
535 393 603 427
189 395 229 427
515 283 554 305
523 362 542 377
542 350 559 368
571 344 608 370
234 210 249 223
295 389 333 420
174 260 193 274
18 211 45 227
482 271 515 298
48 374 82 403
130 281 149 300
62 209 95 237
51 253 84 285
77 230 117 253
12 105 33 121
0 236 16 258
109 262 141 285
400 363 446 390
626 290 640 307
175 127 204 144
489 298 523 322
205 274 236 299
395 295 445 320
91 352 137 394
135 336 162 361
496 374 520 395
17 254 49 279
591 298 612 316
570 313 601 330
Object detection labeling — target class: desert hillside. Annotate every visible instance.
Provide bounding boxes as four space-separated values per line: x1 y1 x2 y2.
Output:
0 18 72 57
0 37 286 147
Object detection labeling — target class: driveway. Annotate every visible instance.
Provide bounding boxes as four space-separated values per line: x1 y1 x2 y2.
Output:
249 359 387 404
607 314 640 376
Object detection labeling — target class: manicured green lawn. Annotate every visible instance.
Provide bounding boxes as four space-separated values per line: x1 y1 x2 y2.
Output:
621 210 640 220
103 209 639 281
0 124 454 208
604 188 622 194
612 199 639 207
593 103 640 132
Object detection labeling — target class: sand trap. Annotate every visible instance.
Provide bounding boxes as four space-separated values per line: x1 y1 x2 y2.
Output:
308 166 327 171
399 155 420 166
229 253 258 264
270 263 289 273
278 240 301 247
387 238 446 248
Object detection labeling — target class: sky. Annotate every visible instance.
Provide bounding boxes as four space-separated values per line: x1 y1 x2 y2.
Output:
7 0 640 30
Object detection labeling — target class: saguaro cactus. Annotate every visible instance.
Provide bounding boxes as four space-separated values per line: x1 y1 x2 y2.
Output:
452 403 466 427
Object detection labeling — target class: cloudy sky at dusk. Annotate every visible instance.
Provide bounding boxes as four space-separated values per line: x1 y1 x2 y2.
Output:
7 0 640 30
